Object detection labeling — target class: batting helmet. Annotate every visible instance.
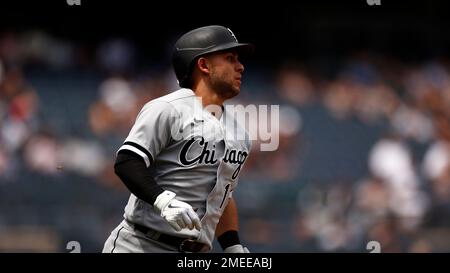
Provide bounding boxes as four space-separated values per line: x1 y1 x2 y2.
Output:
172 25 254 88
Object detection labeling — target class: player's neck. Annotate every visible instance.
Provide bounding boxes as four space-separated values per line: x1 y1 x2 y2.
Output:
192 83 225 108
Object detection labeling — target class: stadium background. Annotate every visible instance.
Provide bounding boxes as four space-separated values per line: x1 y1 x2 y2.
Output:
1 0 450 252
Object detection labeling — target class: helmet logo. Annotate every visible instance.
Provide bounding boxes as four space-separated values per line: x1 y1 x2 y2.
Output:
227 28 238 42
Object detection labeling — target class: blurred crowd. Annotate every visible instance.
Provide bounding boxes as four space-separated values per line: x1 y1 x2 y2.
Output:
1 30 450 252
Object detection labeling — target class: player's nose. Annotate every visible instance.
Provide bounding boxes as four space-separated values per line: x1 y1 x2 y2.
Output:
236 61 244 73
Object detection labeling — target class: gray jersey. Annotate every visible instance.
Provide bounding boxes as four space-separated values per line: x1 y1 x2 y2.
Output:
117 88 251 250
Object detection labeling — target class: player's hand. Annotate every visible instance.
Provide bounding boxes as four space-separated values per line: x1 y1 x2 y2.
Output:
224 244 250 253
153 190 202 232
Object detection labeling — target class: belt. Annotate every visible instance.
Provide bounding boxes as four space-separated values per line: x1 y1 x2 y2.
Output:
133 223 207 253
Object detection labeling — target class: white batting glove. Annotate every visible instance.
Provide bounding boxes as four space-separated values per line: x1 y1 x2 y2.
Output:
153 190 202 232
224 244 250 253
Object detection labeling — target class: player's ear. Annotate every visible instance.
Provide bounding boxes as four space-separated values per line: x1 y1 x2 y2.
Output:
197 57 210 74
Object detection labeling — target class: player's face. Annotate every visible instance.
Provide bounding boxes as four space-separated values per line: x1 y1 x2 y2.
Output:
207 51 245 99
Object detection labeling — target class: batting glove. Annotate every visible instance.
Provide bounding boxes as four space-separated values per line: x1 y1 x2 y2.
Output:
224 244 250 253
153 190 202 232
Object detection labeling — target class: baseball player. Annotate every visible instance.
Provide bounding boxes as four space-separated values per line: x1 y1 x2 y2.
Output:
102 25 254 253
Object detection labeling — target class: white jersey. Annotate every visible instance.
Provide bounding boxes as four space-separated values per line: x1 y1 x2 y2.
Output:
117 88 251 250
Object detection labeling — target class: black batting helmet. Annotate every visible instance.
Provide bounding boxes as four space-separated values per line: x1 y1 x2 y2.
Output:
172 25 254 88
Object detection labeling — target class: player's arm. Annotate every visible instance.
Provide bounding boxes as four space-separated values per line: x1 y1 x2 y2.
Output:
114 152 201 231
114 151 163 205
115 101 201 231
215 197 250 253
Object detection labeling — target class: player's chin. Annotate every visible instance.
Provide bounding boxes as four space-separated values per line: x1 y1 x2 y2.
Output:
232 83 241 94
229 87 240 98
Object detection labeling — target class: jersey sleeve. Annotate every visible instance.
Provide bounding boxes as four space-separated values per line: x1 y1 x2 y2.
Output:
118 100 179 167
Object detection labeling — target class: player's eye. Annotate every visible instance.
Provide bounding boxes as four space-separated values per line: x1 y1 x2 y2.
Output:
226 55 236 62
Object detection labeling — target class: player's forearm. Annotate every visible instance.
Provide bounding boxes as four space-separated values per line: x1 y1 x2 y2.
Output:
216 197 239 235
114 151 164 205
215 198 242 249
